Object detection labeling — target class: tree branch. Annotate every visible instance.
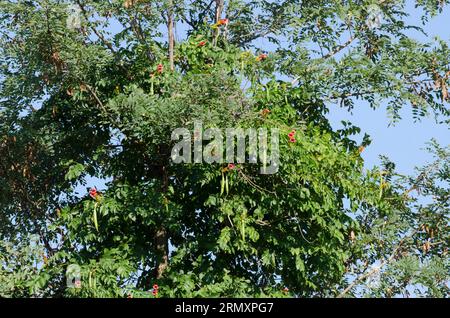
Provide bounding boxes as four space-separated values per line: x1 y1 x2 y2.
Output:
337 230 417 298
167 0 175 71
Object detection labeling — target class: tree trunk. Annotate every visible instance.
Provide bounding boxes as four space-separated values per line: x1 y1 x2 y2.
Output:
155 226 169 279
213 0 225 46
152 1 174 280
155 151 170 278
168 0 175 71
215 0 224 23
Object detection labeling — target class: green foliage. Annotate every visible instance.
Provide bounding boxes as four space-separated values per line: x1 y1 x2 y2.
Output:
342 141 449 298
0 0 448 298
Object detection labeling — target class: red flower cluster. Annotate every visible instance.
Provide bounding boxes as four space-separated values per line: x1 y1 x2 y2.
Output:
152 283 159 296
217 18 229 26
228 163 236 170
288 130 296 143
198 40 207 47
89 187 98 199
256 53 268 61
157 63 164 74
358 145 365 154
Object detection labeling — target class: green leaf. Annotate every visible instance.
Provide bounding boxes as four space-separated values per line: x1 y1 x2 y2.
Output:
65 163 85 181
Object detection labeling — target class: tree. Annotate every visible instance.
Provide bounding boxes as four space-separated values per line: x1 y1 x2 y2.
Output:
0 0 448 297
339 141 449 298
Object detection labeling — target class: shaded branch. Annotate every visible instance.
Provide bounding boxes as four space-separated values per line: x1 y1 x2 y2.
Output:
337 230 417 298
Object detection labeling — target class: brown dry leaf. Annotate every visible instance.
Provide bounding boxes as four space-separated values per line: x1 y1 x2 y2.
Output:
422 241 431 253
441 81 448 101
52 106 58 118
22 166 29 178
42 74 50 85
123 0 132 8
123 0 136 8
434 77 442 90
66 88 74 96
79 84 87 92
50 51 66 73
51 51 61 62
349 230 356 242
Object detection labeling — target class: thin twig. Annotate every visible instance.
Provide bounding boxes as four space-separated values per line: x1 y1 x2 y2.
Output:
322 36 355 60
337 230 417 298
75 0 131 77
238 170 276 195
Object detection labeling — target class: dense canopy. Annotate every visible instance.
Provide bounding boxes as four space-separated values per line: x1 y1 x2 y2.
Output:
0 0 448 298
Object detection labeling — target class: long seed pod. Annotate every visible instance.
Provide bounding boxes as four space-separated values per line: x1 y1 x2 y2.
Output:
89 271 93 288
225 174 229 195
93 203 99 232
220 171 225 195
